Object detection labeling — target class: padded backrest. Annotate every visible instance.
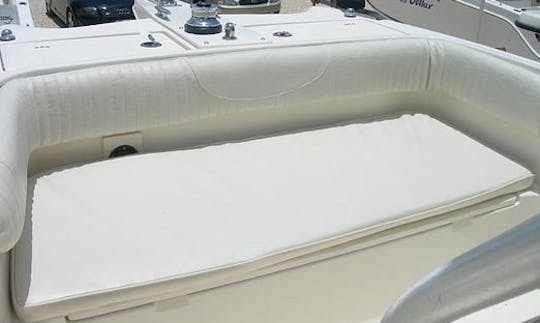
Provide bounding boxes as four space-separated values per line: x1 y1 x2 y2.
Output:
1 36 540 252
427 40 540 133
27 38 430 148
0 38 431 252
0 81 33 253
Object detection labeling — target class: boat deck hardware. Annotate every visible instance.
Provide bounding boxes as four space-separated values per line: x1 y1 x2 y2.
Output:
155 5 171 20
223 22 236 40
273 31 292 37
344 7 357 17
184 1 222 35
156 0 176 6
140 34 162 47
0 29 15 41
109 145 139 158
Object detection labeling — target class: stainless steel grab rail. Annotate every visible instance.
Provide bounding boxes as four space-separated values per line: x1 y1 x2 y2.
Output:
381 213 540 323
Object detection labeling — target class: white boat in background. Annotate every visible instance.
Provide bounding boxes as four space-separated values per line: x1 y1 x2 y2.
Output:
0 3 539 323
367 0 540 61
0 0 33 27
502 0 540 8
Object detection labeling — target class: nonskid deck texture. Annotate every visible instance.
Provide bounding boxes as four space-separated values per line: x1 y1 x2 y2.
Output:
13 114 534 321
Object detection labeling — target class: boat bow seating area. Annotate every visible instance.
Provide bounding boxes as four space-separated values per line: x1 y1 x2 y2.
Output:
12 114 534 321
1 37 540 322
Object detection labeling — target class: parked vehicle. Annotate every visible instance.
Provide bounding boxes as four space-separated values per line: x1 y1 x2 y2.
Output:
45 0 135 27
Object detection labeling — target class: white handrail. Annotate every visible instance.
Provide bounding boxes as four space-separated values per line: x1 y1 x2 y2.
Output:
381 213 540 323
477 0 487 42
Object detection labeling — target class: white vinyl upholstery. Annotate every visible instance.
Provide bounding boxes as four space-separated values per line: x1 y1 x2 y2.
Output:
0 34 539 322
3 36 540 254
0 38 433 254
13 114 533 321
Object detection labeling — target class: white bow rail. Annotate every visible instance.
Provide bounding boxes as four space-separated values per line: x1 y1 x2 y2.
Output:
381 213 540 323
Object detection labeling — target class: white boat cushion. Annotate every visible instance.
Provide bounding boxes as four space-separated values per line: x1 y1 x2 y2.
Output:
13 114 534 321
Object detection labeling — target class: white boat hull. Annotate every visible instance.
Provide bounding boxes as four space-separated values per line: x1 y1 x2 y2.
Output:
368 0 540 61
